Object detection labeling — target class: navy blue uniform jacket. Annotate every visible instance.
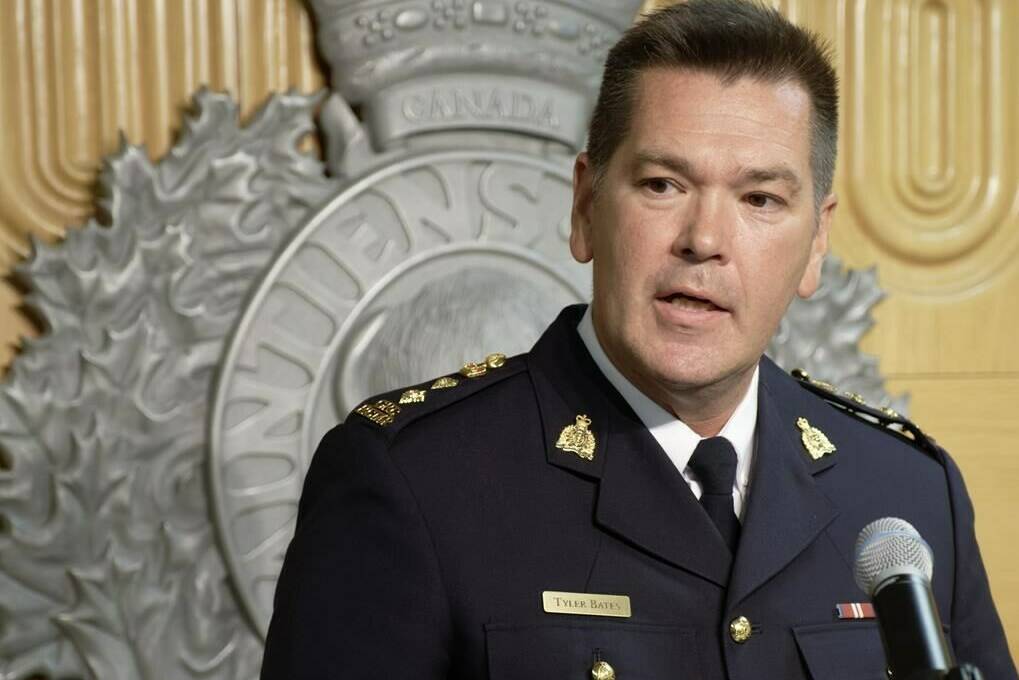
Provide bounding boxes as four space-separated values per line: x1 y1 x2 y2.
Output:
261 305 1016 679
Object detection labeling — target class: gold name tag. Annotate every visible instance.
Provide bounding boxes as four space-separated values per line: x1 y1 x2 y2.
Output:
542 591 632 618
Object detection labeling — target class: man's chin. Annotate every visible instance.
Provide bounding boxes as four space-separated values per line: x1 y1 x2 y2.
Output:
644 358 756 398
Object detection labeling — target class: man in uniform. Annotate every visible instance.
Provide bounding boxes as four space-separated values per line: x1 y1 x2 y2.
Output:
261 1 1017 678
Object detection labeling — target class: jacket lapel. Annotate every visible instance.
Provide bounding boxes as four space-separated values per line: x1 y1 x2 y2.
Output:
726 358 840 606
595 414 732 587
528 305 732 587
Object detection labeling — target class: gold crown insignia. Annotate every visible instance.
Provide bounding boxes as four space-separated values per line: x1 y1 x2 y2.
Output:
556 413 596 460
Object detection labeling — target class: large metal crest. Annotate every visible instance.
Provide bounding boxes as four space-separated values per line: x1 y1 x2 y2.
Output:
0 1 904 678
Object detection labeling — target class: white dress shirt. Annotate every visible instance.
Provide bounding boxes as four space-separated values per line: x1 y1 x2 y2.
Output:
577 306 759 519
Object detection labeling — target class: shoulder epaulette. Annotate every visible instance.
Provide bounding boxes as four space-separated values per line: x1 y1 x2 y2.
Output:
349 352 525 435
791 368 944 461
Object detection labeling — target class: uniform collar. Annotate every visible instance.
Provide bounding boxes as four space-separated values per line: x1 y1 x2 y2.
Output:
575 305 758 506
527 304 733 583
527 304 839 591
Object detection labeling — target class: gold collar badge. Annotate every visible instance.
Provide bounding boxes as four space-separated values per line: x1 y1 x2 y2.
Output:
556 414 596 461
796 417 836 460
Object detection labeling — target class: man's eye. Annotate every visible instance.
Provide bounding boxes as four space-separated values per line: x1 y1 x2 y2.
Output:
642 178 674 194
746 193 782 209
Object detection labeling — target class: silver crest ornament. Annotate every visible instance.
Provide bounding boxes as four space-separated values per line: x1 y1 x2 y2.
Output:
0 90 339 680
207 0 650 640
0 1 904 678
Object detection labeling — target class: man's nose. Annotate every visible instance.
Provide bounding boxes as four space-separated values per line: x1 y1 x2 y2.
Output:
673 191 730 263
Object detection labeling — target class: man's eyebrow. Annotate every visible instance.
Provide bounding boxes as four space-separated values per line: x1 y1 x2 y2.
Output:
738 165 803 197
633 153 803 195
632 151 699 180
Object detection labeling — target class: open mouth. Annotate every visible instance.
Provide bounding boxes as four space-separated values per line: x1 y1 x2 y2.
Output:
659 292 725 312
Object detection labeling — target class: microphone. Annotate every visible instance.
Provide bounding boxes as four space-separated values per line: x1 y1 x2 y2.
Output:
854 518 954 680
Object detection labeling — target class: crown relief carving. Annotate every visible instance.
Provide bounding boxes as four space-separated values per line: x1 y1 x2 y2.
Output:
309 0 644 93
307 0 645 159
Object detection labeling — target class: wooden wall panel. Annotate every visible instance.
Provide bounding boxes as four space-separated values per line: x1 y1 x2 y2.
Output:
1 0 1016 662
0 0 324 368
839 0 1019 376
890 376 1019 622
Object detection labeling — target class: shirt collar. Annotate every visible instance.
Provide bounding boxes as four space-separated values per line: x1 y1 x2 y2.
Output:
576 305 758 489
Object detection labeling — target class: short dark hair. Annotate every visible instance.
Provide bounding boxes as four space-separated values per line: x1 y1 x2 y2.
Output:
587 0 839 206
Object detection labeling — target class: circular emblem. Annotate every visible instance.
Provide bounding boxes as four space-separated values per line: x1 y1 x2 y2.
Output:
208 149 587 636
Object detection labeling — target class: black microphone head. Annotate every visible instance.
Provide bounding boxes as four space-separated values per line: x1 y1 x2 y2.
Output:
854 517 934 596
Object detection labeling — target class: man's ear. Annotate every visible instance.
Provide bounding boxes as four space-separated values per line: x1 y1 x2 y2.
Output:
796 192 837 299
570 152 595 264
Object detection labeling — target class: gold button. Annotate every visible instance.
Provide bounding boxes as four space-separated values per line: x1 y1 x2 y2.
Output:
485 352 507 369
460 361 487 378
729 615 752 643
591 659 615 680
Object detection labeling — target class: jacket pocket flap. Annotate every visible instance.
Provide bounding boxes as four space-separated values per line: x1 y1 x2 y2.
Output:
793 622 888 680
485 620 699 680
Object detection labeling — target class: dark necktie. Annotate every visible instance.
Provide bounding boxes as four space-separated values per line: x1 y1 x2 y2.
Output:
688 437 741 553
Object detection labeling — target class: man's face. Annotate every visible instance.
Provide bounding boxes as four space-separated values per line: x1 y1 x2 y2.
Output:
571 68 835 405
